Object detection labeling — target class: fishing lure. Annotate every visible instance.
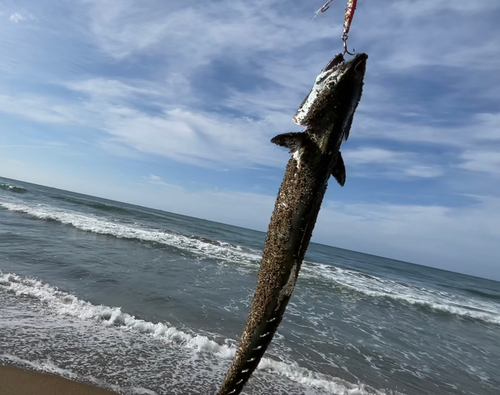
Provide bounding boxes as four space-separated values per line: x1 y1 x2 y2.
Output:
315 0 358 55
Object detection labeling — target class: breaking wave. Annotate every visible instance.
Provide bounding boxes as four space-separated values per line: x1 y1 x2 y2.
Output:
302 263 500 326
1 201 498 327
0 272 385 395
0 183 27 194
51 194 135 215
0 202 261 266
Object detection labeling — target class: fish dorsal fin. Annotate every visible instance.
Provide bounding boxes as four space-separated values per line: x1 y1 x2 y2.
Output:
271 132 309 152
332 152 346 186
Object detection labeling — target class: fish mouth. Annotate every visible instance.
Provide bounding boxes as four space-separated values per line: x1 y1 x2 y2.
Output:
353 53 368 74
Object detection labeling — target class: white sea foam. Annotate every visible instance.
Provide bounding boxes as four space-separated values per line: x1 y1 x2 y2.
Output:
302 263 500 326
0 202 261 266
0 272 235 358
1 354 80 380
3 199 499 328
257 358 385 395
0 354 155 395
0 271 387 395
3 199 499 327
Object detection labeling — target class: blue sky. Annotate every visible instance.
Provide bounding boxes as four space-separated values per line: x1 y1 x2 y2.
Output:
1 0 500 280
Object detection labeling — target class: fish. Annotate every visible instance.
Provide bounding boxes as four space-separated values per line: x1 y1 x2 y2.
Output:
216 52 368 395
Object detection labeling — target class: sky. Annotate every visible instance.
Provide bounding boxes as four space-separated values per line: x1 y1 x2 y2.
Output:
1 0 500 280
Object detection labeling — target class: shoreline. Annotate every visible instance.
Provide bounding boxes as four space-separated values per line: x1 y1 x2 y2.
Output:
0 365 120 395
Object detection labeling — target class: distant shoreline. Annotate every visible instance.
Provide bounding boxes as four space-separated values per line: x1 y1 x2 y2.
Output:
0 365 120 395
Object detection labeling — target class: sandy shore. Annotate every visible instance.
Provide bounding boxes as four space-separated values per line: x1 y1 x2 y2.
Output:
0 365 120 395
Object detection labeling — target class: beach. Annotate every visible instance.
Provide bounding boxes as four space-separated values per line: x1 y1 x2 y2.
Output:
0 365 119 395
1 176 499 395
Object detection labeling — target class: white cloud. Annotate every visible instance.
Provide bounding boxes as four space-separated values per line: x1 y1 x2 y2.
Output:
3 0 499 165
458 151 500 175
63 78 163 100
343 148 444 179
353 111 500 149
8 12 36 23
79 0 335 62
145 174 166 185
389 0 499 19
471 113 500 141
98 106 284 168
9 13 25 23
0 141 66 149
0 78 288 169
402 165 444 178
315 195 500 279
123 175 277 233
0 94 83 124
343 148 404 165
360 1 500 72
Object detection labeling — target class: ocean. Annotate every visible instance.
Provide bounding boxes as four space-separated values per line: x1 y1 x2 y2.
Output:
0 176 499 395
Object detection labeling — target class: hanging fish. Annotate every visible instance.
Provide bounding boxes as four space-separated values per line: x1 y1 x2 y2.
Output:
216 52 368 395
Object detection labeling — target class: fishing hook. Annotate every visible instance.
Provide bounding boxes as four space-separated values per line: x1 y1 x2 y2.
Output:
315 0 358 56
342 34 355 56
342 0 357 55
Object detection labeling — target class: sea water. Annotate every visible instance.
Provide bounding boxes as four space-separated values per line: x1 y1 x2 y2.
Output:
1 176 499 395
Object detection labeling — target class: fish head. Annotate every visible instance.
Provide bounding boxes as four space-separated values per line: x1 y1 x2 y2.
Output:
294 53 367 153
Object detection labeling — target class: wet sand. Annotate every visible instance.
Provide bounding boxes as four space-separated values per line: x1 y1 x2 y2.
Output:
0 365 120 395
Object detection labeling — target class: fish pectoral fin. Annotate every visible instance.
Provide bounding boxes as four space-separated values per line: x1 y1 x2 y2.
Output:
271 132 308 152
331 152 346 186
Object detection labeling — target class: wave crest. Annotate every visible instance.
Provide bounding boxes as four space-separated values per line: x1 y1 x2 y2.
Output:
0 202 261 266
302 263 500 326
0 183 27 194
0 271 386 395
2 201 498 327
